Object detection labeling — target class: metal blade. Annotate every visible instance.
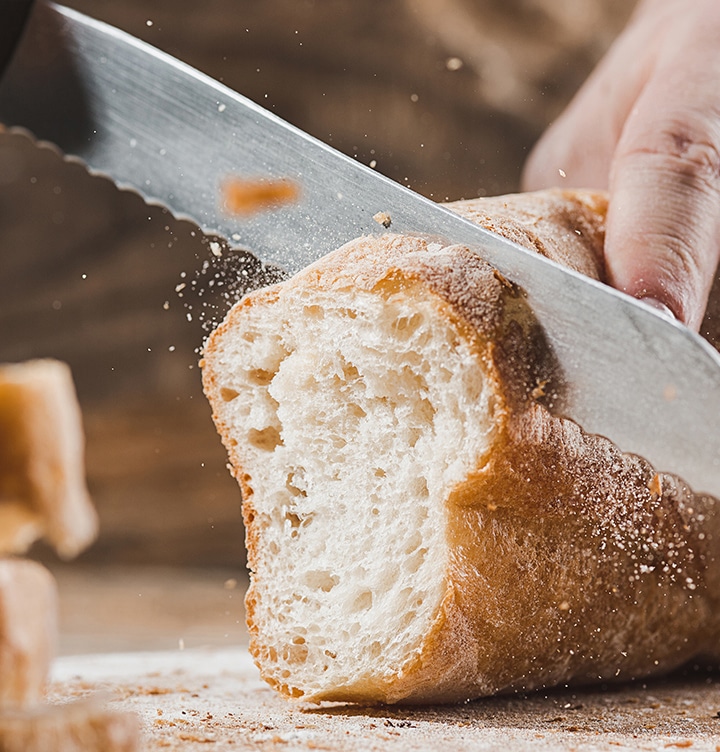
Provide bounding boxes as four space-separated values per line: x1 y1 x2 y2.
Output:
2 3 720 496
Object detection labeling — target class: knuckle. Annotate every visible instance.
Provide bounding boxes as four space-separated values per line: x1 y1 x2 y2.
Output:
646 230 703 284
620 117 720 194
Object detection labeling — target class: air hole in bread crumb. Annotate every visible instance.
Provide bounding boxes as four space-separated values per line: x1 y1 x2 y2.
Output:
305 570 339 592
404 532 422 554
404 547 428 574
352 590 373 612
349 403 367 419
408 427 422 448
248 368 275 386
284 509 303 529
324 649 337 659
286 474 307 498
369 641 382 659
248 426 283 451
342 362 360 380
392 312 424 337
374 468 386 478
303 305 324 319
412 477 430 498
220 387 239 402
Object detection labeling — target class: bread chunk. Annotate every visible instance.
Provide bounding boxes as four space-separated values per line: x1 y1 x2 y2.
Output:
0 359 97 558
202 189 720 704
0 559 57 708
0 699 139 752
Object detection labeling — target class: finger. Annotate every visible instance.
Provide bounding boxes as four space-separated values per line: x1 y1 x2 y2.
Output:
521 2 667 192
606 68 720 329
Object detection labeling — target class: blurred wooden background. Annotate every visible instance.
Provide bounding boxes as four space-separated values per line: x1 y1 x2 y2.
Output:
0 0 637 571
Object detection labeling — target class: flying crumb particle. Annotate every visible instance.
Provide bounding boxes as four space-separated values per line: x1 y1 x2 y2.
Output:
373 211 392 228
558 168 567 178
162 301 170 310
558 601 570 611
410 93 419 103
648 473 663 497
224 578 238 590
223 177 300 216
446 56 463 71
175 282 187 293
369 159 377 169
210 241 223 258
531 379 548 400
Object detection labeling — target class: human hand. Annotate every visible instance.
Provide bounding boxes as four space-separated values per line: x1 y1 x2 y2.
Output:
522 0 720 331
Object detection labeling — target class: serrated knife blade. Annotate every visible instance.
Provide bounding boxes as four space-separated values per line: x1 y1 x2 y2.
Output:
1 2 719 497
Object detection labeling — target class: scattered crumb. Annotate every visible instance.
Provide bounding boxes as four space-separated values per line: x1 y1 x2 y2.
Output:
373 211 392 228
492 268 520 295
445 57 463 71
531 379 548 400
224 578 238 590
648 473 663 497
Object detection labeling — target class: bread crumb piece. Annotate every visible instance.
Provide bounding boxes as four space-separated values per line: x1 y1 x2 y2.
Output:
373 211 392 228
648 474 663 497
223 178 300 216
531 379 548 400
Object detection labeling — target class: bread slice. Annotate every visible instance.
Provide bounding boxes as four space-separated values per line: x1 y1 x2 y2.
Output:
0 359 97 558
202 189 720 704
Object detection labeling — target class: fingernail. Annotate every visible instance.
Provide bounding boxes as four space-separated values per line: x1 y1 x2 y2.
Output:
638 297 676 319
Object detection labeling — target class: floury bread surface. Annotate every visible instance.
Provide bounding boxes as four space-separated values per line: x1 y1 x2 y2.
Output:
202 189 720 704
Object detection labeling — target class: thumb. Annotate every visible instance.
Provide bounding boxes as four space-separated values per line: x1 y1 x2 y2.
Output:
606 103 720 331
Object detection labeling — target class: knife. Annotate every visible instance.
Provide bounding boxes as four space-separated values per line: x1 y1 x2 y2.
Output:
2 2 719 498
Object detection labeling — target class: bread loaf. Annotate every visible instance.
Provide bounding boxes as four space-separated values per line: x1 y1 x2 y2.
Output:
202 189 720 704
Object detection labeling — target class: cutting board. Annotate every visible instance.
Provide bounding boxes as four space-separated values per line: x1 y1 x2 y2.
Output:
49 648 720 751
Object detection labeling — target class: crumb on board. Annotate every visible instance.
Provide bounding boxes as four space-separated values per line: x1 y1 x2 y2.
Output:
223 178 300 216
373 211 392 228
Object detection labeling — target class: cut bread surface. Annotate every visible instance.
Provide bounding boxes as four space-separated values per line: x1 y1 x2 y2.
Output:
206 273 502 700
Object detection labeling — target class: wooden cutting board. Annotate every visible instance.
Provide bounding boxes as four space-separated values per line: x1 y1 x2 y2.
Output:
49 648 720 751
